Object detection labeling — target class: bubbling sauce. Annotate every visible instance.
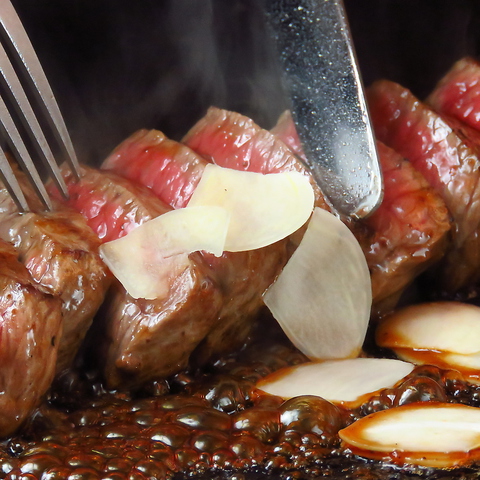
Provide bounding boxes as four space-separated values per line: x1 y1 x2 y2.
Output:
1 318 480 480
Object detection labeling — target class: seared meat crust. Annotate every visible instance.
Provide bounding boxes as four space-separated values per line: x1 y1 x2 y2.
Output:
0 173 109 373
101 124 289 364
96 253 222 387
359 142 451 316
271 110 451 315
55 165 223 388
368 79 480 296
0 240 62 436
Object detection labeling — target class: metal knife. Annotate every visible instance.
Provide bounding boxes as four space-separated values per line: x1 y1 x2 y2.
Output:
263 0 383 219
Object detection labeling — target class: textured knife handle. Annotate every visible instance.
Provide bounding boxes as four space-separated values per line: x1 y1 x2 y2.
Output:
263 0 382 218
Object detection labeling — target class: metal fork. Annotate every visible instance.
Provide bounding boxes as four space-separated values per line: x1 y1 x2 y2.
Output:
0 0 80 211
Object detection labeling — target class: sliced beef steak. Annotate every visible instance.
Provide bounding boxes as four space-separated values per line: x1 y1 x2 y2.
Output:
271 110 451 315
270 110 307 160
368 79 480 296
0 240 62 437
51 165 170 242
101 125 289 363
0 172 109 374
427 57 480 132
102 129 206 209
183 107 328 210
193 244 287 364
360 142 451 316
52 165 222 388
98 253 223 386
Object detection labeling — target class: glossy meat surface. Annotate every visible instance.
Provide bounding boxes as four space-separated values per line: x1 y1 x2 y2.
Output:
360 142 451 315
97 254 222 387
0 173 109 373
0 240 62 436
271 111 451 315
55 165 222 388
101 123 289 363
51 165 171 242
427 57 480 132
368 79 480 296
183 107 328 210
102 129 206 209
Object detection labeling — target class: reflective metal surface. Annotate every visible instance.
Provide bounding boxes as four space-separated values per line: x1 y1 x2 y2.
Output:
263 0 382 218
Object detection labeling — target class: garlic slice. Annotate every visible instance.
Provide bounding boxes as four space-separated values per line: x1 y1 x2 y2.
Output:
263 207 371 360
377 302 480 354
100 206 229 299
187 164 314 252
392 348 480 384
441 351 480 370
256 358 413 406
339 403 480 468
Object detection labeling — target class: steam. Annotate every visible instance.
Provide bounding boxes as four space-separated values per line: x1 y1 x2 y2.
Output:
13 0 288 168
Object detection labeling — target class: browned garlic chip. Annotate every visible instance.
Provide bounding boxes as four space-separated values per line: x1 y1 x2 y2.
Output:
339 403 480 468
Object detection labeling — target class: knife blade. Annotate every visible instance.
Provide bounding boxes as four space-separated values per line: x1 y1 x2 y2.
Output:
263 0 383 219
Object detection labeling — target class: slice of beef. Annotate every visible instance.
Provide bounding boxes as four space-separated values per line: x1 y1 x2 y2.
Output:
183 107 299 173
367 79 480 297
51 165 223 388
98 253 223 386
0 171 109 374
427 57 480 132
0 239 62 437
102 129 206 209
101 127 289 364
183 107 328 210
271 110 451 316
50 164 170 242
193 244 287 364
270 110 307 160
360 142 451 316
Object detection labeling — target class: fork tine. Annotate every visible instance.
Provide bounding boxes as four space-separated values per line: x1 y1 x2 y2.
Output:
0 35 70 200
0 148 28 211
0 92 52 210
0 0 80 178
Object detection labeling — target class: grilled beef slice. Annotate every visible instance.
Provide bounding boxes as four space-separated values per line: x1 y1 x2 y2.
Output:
270 110 308 159
427 57 480 132
0 174 109 374
360 142 451 316
183 106 328 210
0 240 62 437
367 79 480 297
52 165 222 388
271 110 451 316
102 125 289 363
102 129 206 209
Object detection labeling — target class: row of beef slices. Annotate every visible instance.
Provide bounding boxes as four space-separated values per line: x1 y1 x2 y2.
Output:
0 167 110 437
2 56 480 439
50 61 480 398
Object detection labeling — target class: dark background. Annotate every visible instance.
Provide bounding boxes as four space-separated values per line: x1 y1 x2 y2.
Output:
9 0 480 165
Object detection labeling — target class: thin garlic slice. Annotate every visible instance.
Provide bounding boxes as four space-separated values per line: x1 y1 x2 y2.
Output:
263 207 371 360
377 302 480 355
392 348 480 384
339 403 480 468
256 358 413 406
100 206 229 299
441 351 480 370
187 164 314 252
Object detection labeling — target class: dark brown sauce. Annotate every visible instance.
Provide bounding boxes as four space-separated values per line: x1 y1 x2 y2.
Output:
1 320 480 479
